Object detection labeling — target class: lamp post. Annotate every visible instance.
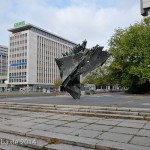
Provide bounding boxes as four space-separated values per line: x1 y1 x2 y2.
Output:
4 80 8 98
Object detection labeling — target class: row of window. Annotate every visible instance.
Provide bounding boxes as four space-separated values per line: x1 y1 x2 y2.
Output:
35 30 75 47
10 46 27 52
37 37 72 50
10 52 27 58
0 73 7 77
10 59 27 64
0 55 8 58
9 72 27 76
0 47 8 51
10 33 27 40
0 67 7 70
10 65 27 70
0 79 5 84
0 52 8 55
9 78 26 83
10 40 27 46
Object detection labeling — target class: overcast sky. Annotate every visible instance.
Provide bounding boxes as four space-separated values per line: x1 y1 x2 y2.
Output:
0 0 142 48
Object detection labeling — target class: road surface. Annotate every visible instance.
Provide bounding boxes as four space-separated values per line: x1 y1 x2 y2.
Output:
0 93 150 108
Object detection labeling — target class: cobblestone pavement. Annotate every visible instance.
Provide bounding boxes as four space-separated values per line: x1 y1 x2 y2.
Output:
0 108 150 150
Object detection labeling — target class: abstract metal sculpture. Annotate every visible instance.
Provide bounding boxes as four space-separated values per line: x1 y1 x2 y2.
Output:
55 40 110 99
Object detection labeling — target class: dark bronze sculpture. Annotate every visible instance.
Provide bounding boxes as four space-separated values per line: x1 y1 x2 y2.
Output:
55 40 110 99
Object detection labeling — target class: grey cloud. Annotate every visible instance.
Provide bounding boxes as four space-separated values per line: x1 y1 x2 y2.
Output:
0 0 142 48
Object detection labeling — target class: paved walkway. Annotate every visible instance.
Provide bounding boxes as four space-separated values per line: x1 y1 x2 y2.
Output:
0 108 150 150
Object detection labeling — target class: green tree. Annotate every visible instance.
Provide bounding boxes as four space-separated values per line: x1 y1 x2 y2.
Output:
54 78 61 88
108 18 150 93
82 64 110 86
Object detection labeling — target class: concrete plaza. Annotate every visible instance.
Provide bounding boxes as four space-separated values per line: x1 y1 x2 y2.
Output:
0 103 150 150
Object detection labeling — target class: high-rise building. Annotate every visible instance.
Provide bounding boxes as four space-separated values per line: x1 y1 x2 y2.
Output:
141 0 150 16
8 22 76 91
0 45 8 91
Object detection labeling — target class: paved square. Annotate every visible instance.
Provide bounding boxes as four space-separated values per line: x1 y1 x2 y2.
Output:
109 126 139 135
96 120 121 126
58 116 83 121
50 126 77 134
72 129 102 138
143 123 150 130
84 124 112 131
63 122 89 129
118 122 145 128
77 118 99 124
137 129 150 137
45 120 68 126
98 132 133 143
0 106 150 150
31 124 56 131
130 136 150 147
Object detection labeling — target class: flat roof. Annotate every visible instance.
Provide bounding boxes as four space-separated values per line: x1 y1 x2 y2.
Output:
0 45 8 49
8 24 77 45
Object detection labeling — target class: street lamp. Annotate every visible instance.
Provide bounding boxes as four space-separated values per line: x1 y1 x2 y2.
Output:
4 80 8 98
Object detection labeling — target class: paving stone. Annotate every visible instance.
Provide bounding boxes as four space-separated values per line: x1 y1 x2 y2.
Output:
27 113 50 118
137 129 150 137
0 107 150 150
84 124 112 131
124 119 148 124
96 120 120 126
72 129 102 138
130 136 150 147
143 123 150 130
100 118 124 122
0 124 32 135
50 126 77 134
46 143 92 150
19 112 38 117
98 132 133 143
77 118 99 124
58 116 82 121
31 124 56 131
0 145 34 150
118 122 145 128
27 130 100 148
30 119 49 123
63 122 89 129
6 111 27 116
13 122 37 128
45 120 68 126
0 132 48 149
109 126 139 135
16 117 34 121
2 120 24 126
27 130 63 139
96 140 150 150
0 115 17 120
49 114 67 120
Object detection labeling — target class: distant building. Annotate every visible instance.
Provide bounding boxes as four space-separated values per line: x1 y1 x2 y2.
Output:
0 45 8 91
8 22 76 91
141 0 150 17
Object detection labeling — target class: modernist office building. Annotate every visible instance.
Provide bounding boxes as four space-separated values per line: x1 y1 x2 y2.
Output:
8 23 76 91
141 0 150 16
0 45 8 91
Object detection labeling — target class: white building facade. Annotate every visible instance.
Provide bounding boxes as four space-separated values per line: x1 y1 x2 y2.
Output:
8 23 76 91
141 0 150 16
0 45 8 91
